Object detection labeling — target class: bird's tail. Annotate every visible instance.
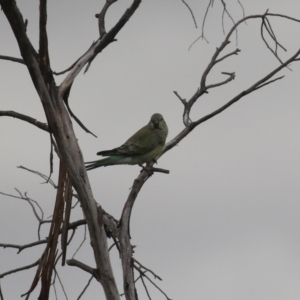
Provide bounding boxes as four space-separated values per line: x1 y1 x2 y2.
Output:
85 156 125 171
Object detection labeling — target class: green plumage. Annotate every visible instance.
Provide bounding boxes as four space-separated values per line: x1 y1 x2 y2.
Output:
85 113 168 171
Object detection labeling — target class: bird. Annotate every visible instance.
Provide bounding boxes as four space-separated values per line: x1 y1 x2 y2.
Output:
85 113 168 171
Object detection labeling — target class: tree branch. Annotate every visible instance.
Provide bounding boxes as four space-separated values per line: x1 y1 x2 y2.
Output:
0 259 40 279
0 240 47 253
76 275 93 300
39 0 50 66
0 111 49 132
59 0 141 101
163 15 300 155
214 48 241 64
0 219 86 254
119 168 150 300
17 165 57 187
181 0 197 28
0 0 122 297
206 71 235 90
97 0 118 37
0 190 44 223
67 259 100 281
133 258 162 281
0 54 25 64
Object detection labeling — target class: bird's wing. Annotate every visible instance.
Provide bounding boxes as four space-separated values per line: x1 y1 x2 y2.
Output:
120 125 161 155
98 125 159 157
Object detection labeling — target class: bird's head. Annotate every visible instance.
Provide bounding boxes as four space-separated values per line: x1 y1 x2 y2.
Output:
149 113 164 129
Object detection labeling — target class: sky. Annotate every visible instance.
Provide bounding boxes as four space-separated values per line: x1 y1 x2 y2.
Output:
1 0 300 299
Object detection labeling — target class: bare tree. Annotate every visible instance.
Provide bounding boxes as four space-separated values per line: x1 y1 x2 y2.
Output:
0 1 300 300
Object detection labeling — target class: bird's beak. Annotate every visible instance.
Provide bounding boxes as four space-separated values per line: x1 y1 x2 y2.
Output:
153 120 159 128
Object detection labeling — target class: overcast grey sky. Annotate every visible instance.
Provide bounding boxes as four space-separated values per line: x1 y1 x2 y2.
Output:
1 0 300 299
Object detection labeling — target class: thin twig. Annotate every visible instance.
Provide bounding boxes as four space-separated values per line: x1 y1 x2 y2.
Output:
220 0 236 35
72 225 87 258
0 259 40 279
77 276 93 300
260 16 291 70
0 190 43 223
214 48 240 63
0 240 47 253
206 71 235 90
237 0 246 21
52 59 79 75
181 0 197 28
64 101 97 137
0 55 25 64
140 276 151 300
173 91 187 106
201 0 213 42
54 269 69 300
253 75 285 91
61 174 73 266
133 258 162 280
0 280 4 300
135 268 171 300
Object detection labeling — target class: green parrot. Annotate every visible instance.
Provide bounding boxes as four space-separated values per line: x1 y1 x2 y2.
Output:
85 113 168 171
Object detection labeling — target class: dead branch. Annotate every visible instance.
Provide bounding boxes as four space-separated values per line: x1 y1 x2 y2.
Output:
152 167 170 174
133 258 162 281
133 262 171 300
173 91 187 106
142 273 171 300
215 48 241 63
51 273 58 300
0 190 43 222
0 219 86 255
38 162 66 299
52 59 79 75
54 269 69 300
119 169 150 300
97 0 118 37
140 276 151 300
64 100 97 137
190 0 242 50
77 276 94 300
17 165 57 187
72 224 87 258
168 13 300 154
0 259 40 279
53 0 143 141
237 0 245 20
39 0 50 67
58 0 142 103
198 0 213 45
0 110 49 132
0 240 47 254
181 0 198 28
253 75 285 91
206 71 235 89
220 0 236 35
61 173 73 266
0 281 3 300
0 55 25 64
67 259 100 281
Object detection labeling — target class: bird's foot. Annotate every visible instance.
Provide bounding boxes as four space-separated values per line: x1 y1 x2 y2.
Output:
139 164 154 176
